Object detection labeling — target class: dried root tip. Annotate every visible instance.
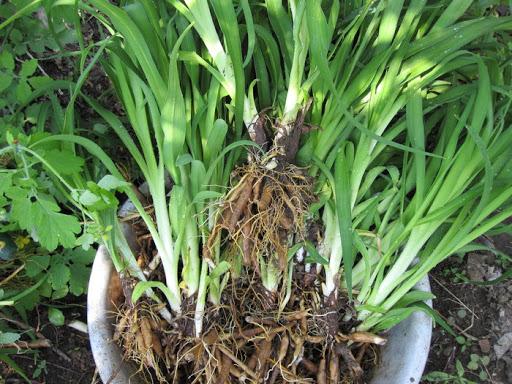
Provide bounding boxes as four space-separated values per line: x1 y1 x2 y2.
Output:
277 334 290 361
113 313 130 341
328 350 340 384
246 342 260 371
218 351 233 384
152 332 163 358
337 331 387 346
140 317 153 350
300 357 318 374
255 338 274 381
289 334 305 368
317 357 327 384
305 335 325 344
356 343 368 364
228 365 245 381
218 345 259 382
258 184 273 210
230 176 255 230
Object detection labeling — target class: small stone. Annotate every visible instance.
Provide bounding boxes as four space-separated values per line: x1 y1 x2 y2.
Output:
467 253 485 281
484 265 502 281
457 309 467 319
479 339 491 354
495 332 512 359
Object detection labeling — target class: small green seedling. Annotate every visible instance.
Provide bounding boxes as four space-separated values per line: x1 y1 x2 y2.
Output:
456 336 473 353
423 360 477 384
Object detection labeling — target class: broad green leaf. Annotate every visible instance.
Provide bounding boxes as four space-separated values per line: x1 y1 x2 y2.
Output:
52 287 69 300
15 81 31 103
210 0 245 132
240 0 255 67
66 247 95 264
169 185 187 236
15 289 40 312
406 91 426 208
190 160 206 198
370 307 416 332
431 0 473 32
97 175 130 191
79 191 102 208
376 0 404 48
205 140 261 185
0 50 14 71
19 59 38 78
175 153 193 167
43 149 84 175
10 196 81 251
87 0 165 103
162 21 193 179
203 119 228 165
0 73 13 93
287 243 303 261
192 191 222 205
422 372 455 381
48 307 65 326
69 263 90 296
0 332 20 344
4 276 47 303
81 97 147 175
48 263 71 291
265 0 292 69
27 75 53 89
412 302 457 337
25 255 51 277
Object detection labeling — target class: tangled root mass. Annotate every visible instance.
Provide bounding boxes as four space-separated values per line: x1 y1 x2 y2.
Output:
113 113 382 383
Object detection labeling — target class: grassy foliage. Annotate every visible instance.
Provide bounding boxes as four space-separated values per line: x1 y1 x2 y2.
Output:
49 0 512 335
1 4 511 376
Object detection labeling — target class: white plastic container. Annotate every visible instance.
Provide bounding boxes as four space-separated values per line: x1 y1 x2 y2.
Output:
88 243 432 384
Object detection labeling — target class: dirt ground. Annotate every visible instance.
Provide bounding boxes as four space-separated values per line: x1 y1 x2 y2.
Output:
422 233 512 383
0 301 97 384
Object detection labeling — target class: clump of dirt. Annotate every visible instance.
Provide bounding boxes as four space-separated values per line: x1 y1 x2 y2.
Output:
423 233 512 384
0 301 96 384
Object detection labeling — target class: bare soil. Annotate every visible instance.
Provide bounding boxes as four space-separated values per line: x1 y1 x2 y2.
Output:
0 300 97 384
422 233 512 383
